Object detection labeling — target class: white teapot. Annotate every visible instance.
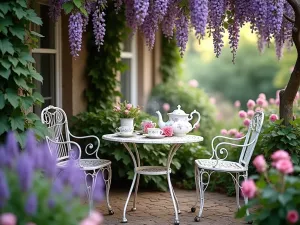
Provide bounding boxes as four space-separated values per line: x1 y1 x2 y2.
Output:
156 105 201 136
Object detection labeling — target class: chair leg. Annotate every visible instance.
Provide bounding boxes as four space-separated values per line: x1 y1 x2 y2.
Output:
242 172 250 217
132 173 140 211
235 173 241 209
85 170 99 214
191 164 200 213
194 169 210 222
101 165 114 215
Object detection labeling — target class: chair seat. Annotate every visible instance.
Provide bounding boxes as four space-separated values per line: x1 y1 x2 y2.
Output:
57 158 111 170
195 159 246 172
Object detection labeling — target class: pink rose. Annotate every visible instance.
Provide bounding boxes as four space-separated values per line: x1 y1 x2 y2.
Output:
124 109 129 115
234 100 241 108
243 118 251 127
247 99 256 109
210 97 216 104
126 104 132 110
269 114 278 122
275 98 280 106
287 210 299 224
253 155 267 173
89 210 103 224
0 213 17 225
259 93 266 100
114 106 120 112
241 179 257 199
228 129 238 136
256 98 264 107
262 100 268 108
143 122 155 133
247 110 254 118
188 79 198 88
80 218 97 225
269 98 275 104
235 132 243 138
163 103 170 112
220 129 228 136
275 159 294 174
162 126 173 137
238 110 247 119
271 150 291 162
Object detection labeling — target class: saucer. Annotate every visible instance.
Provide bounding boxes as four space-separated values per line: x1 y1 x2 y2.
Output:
143 134 165 139
115 132 136 137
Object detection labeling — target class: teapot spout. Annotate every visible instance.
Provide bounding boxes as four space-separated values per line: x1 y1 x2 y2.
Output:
155 111 166 128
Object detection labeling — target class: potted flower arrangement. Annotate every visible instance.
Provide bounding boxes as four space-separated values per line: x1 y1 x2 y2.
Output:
114 101 140 127
0 131 104 225
237 150 300 225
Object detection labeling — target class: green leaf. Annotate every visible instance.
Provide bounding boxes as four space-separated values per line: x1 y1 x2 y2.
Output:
278 193 292 206
5 88 19 108
0 39 14 55
30 69 43 82
32 92 44 103
15 131 26 148
0 115 10 135
0 12 4 18
79 7 88 16
13 76 29 90
12 6 27 19
27 112 40 122
12 66 29 76
0 92 5 109
0 2 10 14
20 96 33 110
0 58 11 70
0 67 11 79
8 56 18 67
9 26 25 40
26 9 42 25
19 52 35 63
30 30 44 38
16 0 27 8
62 2 74 14
10 115 25 131
73 0 82 8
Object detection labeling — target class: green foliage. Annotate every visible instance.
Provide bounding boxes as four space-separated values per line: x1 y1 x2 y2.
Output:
0 0 48 147
160 36 182 83
71 110 210 190
236 162 300 224
85 2 127 110
146 81 217 147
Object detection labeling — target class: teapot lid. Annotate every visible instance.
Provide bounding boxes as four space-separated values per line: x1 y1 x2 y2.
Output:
168 105 188 116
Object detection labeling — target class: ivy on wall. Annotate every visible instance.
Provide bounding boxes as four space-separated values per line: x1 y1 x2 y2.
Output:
84 2 128 111
160 36 182 83
0 1 48 146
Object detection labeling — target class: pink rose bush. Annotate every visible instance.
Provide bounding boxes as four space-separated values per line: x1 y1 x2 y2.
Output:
237 150 300 225
114 101 140 119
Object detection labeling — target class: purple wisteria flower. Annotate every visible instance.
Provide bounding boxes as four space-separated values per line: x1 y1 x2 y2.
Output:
134 0 149 26
93 0 107 51
175 10 189 57
190 0 208 40
68 12 83 57
114 0 123 13
48 0 63 21
161 0 179 38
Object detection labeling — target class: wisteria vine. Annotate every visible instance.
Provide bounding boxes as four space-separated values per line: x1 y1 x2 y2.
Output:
49 0 296 60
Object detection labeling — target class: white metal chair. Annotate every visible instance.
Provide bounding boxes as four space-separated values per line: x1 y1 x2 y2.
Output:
192 111 264 222
41 105 114 215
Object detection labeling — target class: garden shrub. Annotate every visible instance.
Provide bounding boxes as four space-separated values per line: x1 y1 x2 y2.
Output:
71 109 210 191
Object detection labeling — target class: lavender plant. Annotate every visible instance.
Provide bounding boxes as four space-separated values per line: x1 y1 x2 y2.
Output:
0 131 104 225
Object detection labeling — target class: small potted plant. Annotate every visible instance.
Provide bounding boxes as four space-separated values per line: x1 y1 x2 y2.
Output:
114 101 140 127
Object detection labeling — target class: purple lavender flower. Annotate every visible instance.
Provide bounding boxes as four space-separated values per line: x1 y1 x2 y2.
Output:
25 193 37 216
92 174 104 202
0 171 10 207
17 153 34 192
175 10 189 57
25 130 37 156
41 143 57 178
92 0 107 51
5 131 19 163
48 0 62 21
190 0 208 39
68 12 83 57
134 0 149 26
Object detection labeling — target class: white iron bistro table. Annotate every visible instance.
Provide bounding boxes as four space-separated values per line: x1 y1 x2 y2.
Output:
102 134 203 225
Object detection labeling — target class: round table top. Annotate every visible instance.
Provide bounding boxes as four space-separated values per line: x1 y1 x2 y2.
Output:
102 134 203 144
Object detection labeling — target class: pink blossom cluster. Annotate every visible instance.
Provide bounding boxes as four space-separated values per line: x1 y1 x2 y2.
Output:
220 129 243 138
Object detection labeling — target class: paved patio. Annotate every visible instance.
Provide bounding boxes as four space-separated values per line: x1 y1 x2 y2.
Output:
97 189 246 225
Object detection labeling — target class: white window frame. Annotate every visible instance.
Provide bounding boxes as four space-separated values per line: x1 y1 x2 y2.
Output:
120 35 137 105
31 1 62 108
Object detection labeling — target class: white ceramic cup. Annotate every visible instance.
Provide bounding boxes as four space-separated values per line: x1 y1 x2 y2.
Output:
147 128 163 136
116 126 134 135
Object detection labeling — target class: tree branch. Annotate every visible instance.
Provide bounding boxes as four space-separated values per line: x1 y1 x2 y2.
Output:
284 13 295 23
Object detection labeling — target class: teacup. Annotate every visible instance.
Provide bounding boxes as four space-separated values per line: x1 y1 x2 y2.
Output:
147 128 163 136
116 126 134 135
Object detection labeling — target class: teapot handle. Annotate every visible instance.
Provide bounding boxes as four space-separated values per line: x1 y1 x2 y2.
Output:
188 110 201 129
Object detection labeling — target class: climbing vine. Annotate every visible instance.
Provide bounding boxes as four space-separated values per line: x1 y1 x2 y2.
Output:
0 1 48 146
160 36 182 83
84 2 128 111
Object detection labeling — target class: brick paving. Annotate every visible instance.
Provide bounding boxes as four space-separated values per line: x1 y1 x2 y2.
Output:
97 189 246 225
